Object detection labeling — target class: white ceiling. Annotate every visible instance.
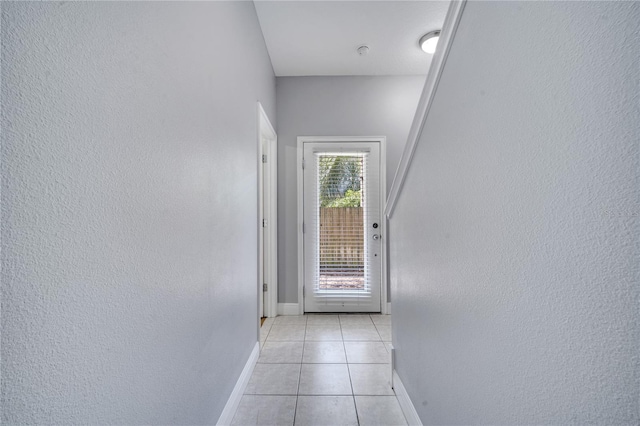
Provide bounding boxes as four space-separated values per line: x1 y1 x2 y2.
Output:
254 1 450 77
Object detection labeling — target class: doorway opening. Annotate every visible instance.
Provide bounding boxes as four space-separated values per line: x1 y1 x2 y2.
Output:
258 103 278 322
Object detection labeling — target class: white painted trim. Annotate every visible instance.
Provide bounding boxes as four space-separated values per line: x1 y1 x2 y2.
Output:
384 0 467 219
297 136 387 314
257 102 278 318
386 302 391 315
379 142 388 314
296 139 305 315
258 107 265 319
393 370 423 426
277 303 301 316
216 342 260 426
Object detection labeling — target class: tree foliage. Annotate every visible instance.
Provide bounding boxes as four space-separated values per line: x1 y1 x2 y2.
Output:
324 189 361 208
318 156 362 208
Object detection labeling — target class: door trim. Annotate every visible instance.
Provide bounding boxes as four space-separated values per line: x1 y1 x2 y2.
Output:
258 102 278 319
297 136 387 315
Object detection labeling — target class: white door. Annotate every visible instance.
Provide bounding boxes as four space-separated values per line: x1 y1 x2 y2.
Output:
302 141 382 312
258 102 277 319
259 138 266 319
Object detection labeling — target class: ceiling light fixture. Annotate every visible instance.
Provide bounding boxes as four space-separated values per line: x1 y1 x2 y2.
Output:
419 30 440 54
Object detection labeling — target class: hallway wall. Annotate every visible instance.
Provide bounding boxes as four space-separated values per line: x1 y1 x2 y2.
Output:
276 76 425 305
390 1 639 424
1 2 275 424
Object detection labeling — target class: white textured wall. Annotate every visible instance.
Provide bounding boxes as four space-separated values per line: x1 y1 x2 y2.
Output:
1 2 275 424
390 1 639 424
276 76 425 303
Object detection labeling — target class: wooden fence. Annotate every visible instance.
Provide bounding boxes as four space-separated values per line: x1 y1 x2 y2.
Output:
319 207 364 272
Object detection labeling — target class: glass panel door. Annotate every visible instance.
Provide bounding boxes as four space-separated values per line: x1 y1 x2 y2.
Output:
303 142 381 312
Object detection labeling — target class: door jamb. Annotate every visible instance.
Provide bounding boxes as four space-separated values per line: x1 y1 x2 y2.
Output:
296 136 388 315
258 102 278 319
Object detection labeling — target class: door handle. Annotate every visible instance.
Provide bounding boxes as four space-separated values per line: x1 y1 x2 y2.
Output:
372 234 381 240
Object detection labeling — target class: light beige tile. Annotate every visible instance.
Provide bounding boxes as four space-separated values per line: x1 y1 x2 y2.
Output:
349 364 394 395
384 342 393 353
375 325 392 341
344 342 389 364
244 363 300 395
231 395 296 426
370 314 391 326
306 314 340 325
303 341 347 363
258 341 304 364
355 396 407 426
294 396 358 426
298 363 352 395
341 324 381 341
305 324 343 341
266 324 306 341
262 317 276 328
273 315 307 325
260 323 273 342
339 314 373 325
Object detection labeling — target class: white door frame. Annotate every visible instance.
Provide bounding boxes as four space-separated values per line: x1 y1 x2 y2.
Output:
258 102 278 318
297 136 388 315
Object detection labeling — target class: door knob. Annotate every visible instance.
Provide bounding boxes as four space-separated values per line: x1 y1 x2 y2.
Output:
372 234 381 240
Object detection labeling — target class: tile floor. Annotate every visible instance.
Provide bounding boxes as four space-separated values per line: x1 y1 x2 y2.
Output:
231 314 406 426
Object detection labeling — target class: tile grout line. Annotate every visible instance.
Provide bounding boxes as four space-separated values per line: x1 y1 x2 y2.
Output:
291 315 308 425
261 321 273 344
373 320 383 341
342 314 361 426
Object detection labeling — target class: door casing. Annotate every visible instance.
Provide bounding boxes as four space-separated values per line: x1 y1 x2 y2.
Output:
297 136 388 315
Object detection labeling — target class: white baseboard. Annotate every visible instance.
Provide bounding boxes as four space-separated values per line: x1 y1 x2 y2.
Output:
278 302 389 315
216 342 260 426
393 370 423 426
277 303 300 315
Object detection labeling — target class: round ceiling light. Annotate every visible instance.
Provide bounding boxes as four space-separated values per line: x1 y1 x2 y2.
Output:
419 30 441 54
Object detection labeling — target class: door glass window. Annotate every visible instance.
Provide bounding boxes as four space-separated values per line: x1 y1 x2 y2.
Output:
317 155 365 292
